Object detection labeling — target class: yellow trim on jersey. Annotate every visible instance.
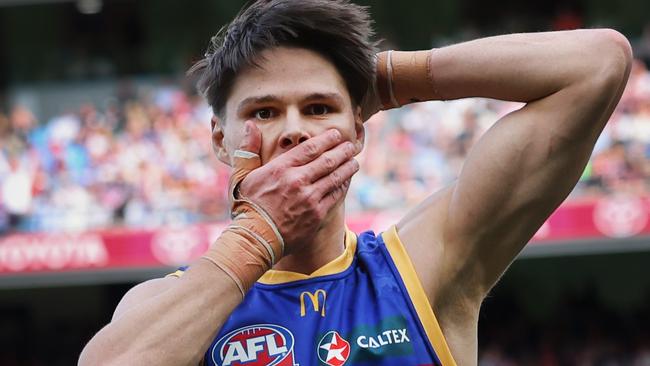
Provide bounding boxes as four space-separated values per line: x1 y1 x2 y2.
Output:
381 225 458 366
257 229 357 285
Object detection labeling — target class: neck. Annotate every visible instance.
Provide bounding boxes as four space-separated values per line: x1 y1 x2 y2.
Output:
272 202 346 274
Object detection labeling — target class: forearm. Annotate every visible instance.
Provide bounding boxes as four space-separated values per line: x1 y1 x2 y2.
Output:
383 29 631 107
79 261 244 366
430 29 629 102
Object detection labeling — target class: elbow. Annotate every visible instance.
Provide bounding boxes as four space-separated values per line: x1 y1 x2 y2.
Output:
599 28 633 72
589 29 633 88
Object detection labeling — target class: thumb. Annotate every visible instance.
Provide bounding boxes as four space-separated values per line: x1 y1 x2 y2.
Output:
231 121 262 170
229 121 262 211
237 121 262 155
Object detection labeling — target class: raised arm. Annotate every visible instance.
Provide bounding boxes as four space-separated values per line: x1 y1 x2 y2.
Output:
387 29 632 361
78 126 359 366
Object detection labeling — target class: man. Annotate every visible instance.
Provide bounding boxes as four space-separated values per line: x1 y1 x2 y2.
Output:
79 0 632 365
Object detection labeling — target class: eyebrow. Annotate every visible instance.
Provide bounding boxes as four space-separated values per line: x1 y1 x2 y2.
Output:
236 92 346 115
302 92 345 105
236 95 281 115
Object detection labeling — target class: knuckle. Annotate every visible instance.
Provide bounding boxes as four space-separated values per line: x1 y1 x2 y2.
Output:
341 160 358 178
341 181 351 193
287 174 303 188
268 164 284 180
329 171 342 187
298 184 311 199
280 173 293 186
298 172 309 184
305 165 319 181
323 155 337 171
344 142 355 156
302 141 320 159
329 129 342 142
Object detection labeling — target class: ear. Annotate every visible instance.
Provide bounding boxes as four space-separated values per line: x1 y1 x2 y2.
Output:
353 106 365 153
211 115 231 166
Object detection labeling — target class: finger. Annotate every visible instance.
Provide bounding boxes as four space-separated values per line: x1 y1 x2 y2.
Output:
281 129 343 166
301 141 356 183
229 121 262 205
318 178 352 214
312 158 359 198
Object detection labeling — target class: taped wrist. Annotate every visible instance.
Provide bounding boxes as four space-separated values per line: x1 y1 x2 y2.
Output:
202 216 280 298
376 50 439 109
202 150 284 298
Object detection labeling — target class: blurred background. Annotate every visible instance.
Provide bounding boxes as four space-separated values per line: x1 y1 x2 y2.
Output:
0 0 649 364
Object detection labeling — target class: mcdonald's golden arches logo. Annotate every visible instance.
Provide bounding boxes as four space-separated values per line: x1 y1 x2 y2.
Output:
300 289 327 317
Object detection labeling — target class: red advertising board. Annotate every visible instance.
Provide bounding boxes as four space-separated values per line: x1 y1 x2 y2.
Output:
1 195 649 275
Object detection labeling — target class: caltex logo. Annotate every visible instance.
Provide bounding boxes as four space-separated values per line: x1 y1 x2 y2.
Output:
317 331 351 366
212 324 298 366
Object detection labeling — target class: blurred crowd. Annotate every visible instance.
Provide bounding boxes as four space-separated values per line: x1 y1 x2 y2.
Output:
1 59 650 233
0 86 227 233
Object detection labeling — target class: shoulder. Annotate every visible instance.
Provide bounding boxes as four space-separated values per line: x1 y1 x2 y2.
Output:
111 276 178 322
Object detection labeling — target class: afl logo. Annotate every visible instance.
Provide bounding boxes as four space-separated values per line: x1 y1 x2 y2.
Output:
212 324 298 366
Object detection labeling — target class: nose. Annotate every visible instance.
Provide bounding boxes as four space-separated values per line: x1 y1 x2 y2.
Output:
279 109 311 150
280 133 310 149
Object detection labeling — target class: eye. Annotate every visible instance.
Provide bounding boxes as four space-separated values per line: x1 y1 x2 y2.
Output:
307 104 330 116
254 108 275 120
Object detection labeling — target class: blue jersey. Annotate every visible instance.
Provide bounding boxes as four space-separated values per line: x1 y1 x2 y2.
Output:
172 226 457 366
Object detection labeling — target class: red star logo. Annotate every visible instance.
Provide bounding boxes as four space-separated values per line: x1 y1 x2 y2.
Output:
317 331 350 366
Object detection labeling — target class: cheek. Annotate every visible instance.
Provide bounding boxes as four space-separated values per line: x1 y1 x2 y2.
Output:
341 125 358 141
334 116 359 141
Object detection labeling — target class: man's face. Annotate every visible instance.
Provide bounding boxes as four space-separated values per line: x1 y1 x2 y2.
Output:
213 46 364 165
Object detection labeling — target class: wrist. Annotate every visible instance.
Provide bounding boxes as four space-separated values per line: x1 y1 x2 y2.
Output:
376 49 440 109
202 202 284 298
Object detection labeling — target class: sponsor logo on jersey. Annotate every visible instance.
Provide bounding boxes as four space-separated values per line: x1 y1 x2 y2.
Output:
319 316 414 363
212 324 298 366
300 289 327 317
356 328 410 349
317 331 351 366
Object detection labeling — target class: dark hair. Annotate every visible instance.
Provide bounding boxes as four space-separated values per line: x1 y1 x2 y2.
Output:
188 0 377 117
